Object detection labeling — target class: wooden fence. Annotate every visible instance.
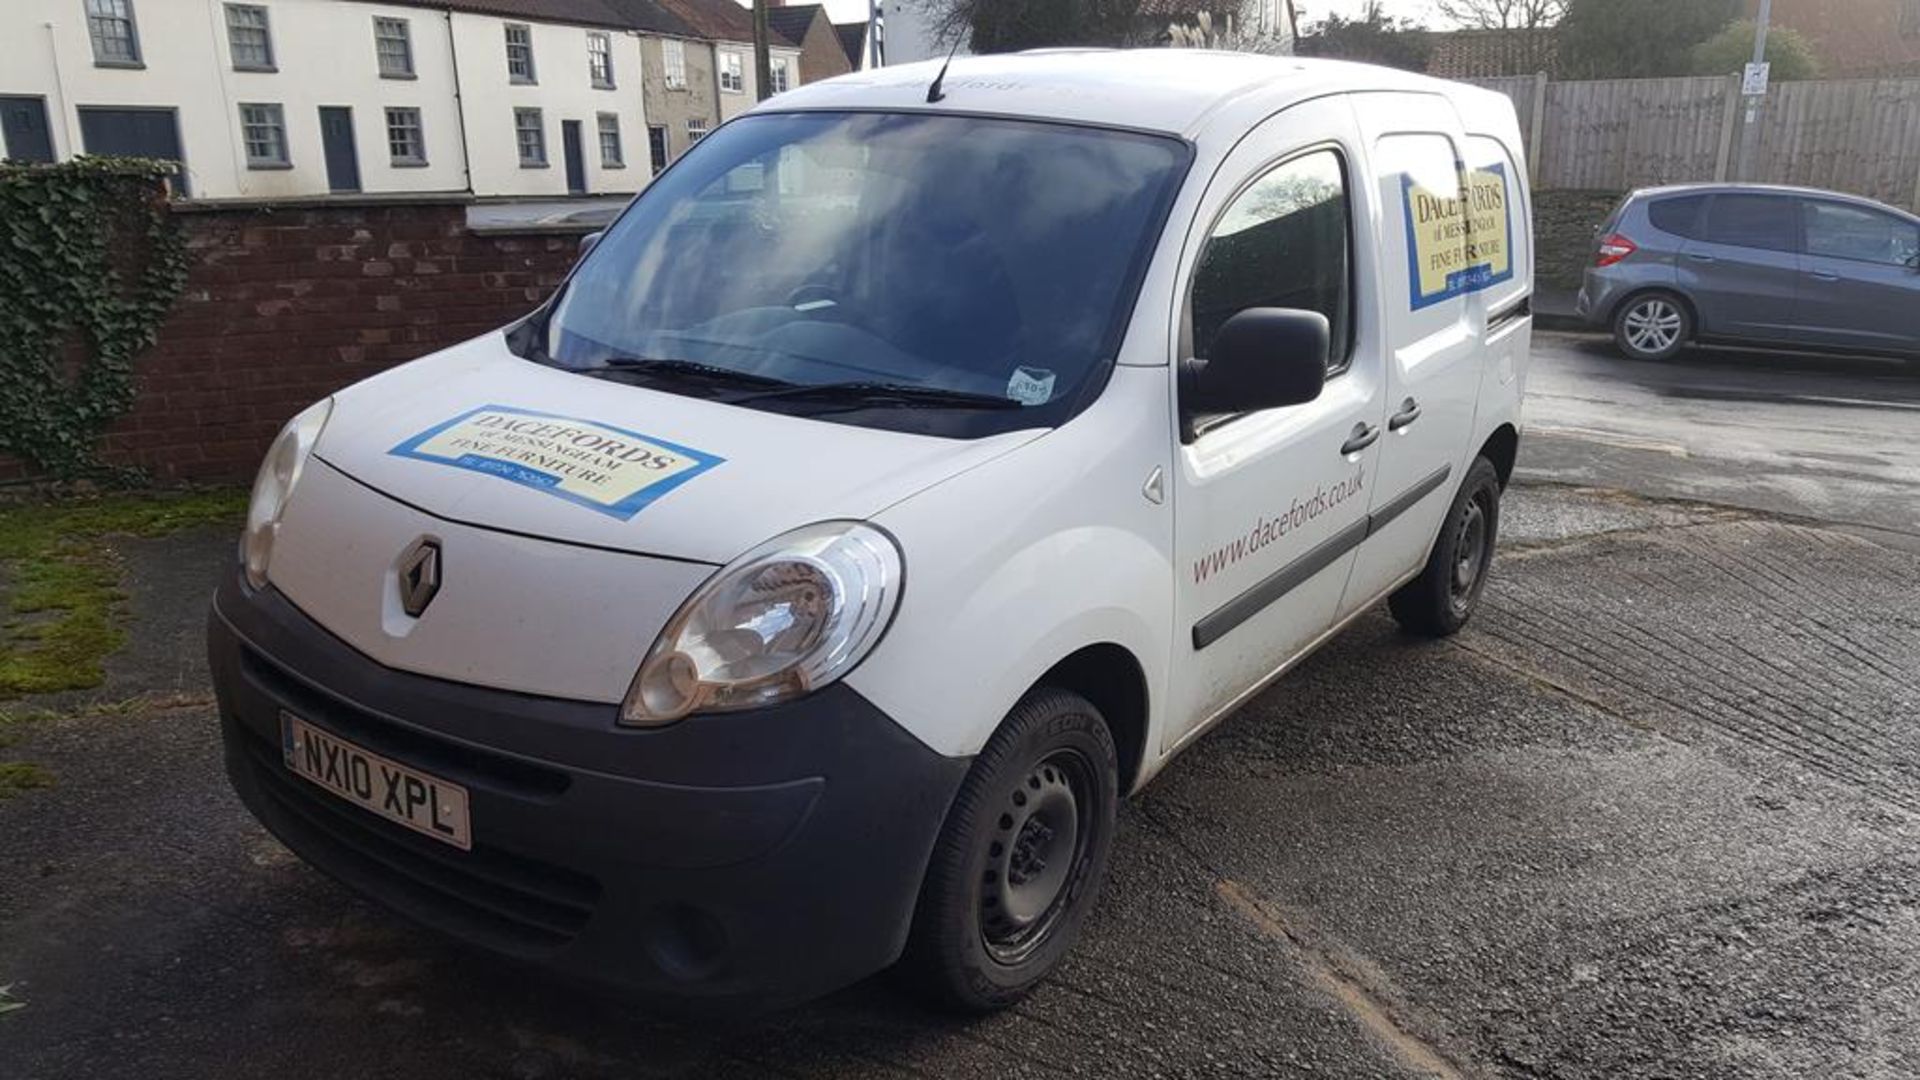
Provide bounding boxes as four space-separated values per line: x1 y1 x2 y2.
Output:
1469 74 1920 209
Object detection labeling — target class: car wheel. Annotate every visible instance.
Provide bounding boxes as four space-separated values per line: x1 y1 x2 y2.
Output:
900 687 1119 1012
1612 292 1691 361
1389 456 1502 638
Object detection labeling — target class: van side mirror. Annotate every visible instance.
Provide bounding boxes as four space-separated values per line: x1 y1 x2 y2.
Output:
578 231 604 261
1180 308 1329 421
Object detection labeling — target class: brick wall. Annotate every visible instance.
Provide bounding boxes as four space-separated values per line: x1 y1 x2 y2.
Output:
0 197 582 486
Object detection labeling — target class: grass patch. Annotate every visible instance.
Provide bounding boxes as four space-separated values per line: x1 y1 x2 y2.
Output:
1535 189 1626 293
0 490 244 699
0 760 54 798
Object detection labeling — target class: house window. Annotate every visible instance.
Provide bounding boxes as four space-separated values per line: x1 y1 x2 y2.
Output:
239 103 289 168
686 116 707 143
386 107 425 165
225 4 274 71
85 0 141 66
375 17 414 78
769 57 792 93
505 23 536 84
515 107 546 166
597 112 623 168
589 31 615 88
719 51 744 93
663 38 687 89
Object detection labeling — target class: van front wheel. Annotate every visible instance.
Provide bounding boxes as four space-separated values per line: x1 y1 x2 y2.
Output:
900 688 1119 1011
1389 456 1502 638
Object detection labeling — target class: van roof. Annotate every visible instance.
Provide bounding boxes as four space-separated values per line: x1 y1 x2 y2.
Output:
758 50 1478 139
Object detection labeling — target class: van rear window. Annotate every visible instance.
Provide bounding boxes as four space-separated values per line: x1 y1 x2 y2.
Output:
1647 195 1709 239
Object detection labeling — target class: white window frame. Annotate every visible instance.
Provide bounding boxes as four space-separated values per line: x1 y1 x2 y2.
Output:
374 17 415 79
224 4 275 72
719 51 744 93
85 0 142 67
386 106 426 166
663 38 687 89
515 107 547 167
597 112 624 168
505 23 537 84
770 56 792 94
588 31 615 88
239 102 290 169
686 116 707 143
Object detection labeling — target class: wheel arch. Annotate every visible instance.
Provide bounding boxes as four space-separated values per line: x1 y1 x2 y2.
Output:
1477 423 1520 488
1034 643 1150 795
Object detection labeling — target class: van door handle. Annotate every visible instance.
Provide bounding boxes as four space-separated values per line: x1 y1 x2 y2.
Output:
1808 269 1841 282
1341 422 1381 456
1687 253 1716 263
1388 399 1422 432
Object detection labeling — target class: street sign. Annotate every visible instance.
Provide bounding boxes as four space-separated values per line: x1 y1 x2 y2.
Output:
1743 62 1771 97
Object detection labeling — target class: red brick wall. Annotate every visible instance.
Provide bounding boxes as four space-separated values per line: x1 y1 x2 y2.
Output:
0 199 580 486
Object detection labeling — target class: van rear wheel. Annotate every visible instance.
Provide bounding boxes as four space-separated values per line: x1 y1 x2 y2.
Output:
1389 456 1502 638
900 688 1118 1012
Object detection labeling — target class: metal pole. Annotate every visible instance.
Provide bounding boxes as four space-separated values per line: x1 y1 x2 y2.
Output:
1733 0 1772 181
753 0 773 102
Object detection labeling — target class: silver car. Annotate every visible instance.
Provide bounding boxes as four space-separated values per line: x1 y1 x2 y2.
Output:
1578 184 1920 361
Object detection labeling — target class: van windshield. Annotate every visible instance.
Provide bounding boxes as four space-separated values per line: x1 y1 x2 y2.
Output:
532 111 1190 437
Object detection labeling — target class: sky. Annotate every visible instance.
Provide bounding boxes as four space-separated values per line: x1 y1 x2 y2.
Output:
797 0 1447 30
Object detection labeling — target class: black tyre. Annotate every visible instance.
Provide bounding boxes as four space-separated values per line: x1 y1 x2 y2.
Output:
900 688 1119 1011
1389 456 1502 638
1612 291 1691 361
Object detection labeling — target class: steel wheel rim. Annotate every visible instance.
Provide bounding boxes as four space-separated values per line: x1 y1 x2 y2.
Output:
1450 493 1490 615
1623 299 1682 354
980 748 1096 966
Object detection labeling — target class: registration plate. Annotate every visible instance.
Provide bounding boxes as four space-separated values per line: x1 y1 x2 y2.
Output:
280 712 472 851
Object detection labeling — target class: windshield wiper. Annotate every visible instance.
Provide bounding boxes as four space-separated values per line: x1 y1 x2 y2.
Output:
584 356 794 390
723 381 1026 411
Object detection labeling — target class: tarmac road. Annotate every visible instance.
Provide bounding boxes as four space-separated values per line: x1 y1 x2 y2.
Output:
4 475 1918 1079
1521 331 1920 536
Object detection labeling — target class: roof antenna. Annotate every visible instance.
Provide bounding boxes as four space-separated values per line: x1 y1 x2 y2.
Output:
926 40 961 103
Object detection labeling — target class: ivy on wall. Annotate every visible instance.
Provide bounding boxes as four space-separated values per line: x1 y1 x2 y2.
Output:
0 157 189 480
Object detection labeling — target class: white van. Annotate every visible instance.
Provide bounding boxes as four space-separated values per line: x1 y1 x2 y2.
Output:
210 51 1532 1012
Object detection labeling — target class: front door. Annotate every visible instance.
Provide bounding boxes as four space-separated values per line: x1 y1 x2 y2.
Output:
319 107 361 193
77 106 186 195
648 124 669 174
562 120 587 194
1795 198 1920 354
1679 191 1802 341
1166 97 1383 751
0 96 55 163
1342 98 1497 612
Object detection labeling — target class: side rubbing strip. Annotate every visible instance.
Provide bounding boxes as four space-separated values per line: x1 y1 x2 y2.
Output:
1190 464 1454 652
1366 465 1451 539
1192 518 1369 651
1488 296 1531 333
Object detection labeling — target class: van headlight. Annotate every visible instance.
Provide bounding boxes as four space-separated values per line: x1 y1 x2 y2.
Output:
242 398 333 589
621 521 903 726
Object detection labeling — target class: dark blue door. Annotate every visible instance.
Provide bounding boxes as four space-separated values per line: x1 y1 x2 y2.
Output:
562 119 586 195
319 107 361 193
1 96 55 163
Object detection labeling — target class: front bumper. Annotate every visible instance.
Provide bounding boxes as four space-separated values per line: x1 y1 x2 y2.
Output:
209 570 969 1010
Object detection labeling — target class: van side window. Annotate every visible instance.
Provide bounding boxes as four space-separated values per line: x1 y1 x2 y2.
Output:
1190 149 1351 377
1704 194 1798 252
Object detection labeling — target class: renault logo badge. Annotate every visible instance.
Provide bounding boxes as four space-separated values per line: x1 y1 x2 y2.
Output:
398 539 442 617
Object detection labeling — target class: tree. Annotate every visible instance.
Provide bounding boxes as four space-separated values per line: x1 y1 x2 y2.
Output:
1556 0 1740 79
1435 0 1566 32
1690 20 1819 81
1296 1 1433 72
